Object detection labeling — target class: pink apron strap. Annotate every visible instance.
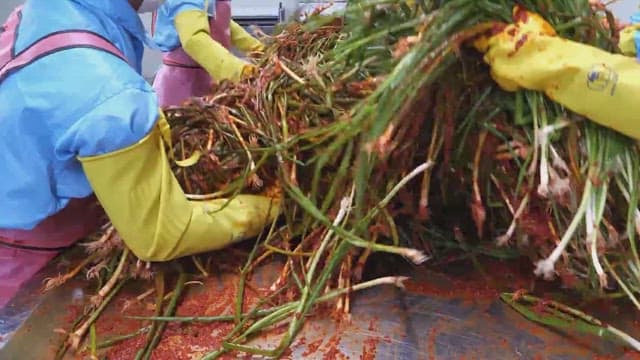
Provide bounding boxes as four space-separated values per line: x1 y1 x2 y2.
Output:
210 0 231 49
0 30 128 81
0 5 129 82
151 10 158 36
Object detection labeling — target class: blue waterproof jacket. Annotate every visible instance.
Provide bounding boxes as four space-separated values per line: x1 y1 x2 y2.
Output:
153 0 211 52
632 12 640 59
0 0 159 230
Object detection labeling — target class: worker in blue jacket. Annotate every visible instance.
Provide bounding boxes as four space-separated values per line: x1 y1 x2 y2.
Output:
151 0 264 107
0 0 278 308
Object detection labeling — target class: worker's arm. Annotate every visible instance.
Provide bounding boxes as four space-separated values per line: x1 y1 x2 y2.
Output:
474 6 640 140
230 20 264 53
69 91 279 261
175 9 251 82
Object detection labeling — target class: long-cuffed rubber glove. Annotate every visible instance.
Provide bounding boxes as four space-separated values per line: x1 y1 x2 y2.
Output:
78 113 280 262
175 10 253 82
230 20 264 53
474 6 640 140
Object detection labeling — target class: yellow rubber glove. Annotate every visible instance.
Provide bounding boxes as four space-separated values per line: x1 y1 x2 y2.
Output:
619 24 640 57
475 6 640 140
175 10 252 82
79 113 280 262
230 20 264 53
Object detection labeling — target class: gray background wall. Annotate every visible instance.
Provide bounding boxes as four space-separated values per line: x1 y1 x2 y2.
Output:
0 0 637 81
610 0 638 18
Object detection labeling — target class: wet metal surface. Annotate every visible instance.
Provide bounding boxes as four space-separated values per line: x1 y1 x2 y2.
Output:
0 255 637 359
0 254 58 349
0 256 87 359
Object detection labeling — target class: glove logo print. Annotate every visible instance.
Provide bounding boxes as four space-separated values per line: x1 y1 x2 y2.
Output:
586 63 618 96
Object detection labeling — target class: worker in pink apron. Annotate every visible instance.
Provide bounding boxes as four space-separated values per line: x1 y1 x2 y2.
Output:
151 0 264 107
0 0 278 309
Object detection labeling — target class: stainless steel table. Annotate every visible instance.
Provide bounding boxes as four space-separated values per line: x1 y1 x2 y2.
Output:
1 253 636 359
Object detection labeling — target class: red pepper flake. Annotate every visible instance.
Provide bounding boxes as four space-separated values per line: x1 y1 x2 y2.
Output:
512 6 530 24
491 23 507 36
322 333 346 360
360 336 379 360
303 339 323 357
514 34 528 52
427 327 438 360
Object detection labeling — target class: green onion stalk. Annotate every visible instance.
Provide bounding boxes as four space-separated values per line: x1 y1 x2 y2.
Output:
50 1 640 357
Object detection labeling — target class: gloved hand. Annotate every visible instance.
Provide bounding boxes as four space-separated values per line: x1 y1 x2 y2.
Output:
619 13 640 57
230 20 265 53
79 112 280 262
175 10 250 82
474 6 640 140
240 62 258 79
619 25 640 56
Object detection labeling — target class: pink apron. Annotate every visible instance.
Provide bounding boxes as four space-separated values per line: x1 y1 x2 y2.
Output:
0 6 128 309
152 0 232 108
